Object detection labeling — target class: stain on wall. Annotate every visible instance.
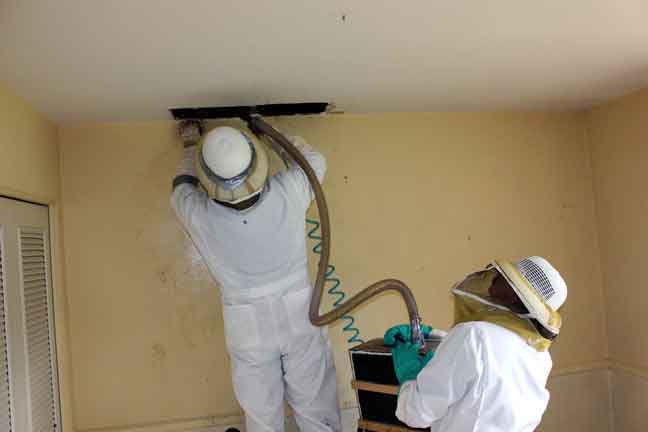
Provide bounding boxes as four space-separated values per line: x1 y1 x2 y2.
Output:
59 112 607 430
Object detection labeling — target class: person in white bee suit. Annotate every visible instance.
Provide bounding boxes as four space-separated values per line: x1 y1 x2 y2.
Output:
387 256 567 432
171 125 341 432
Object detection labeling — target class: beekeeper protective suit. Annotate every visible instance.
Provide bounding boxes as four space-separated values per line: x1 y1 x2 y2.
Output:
171 126 341 432
396 256 567 432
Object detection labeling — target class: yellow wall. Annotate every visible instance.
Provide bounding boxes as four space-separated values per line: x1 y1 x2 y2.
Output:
59 112 608 431
588 87 648 431
0 83 59 202
540 369 612 432
0 83 74 432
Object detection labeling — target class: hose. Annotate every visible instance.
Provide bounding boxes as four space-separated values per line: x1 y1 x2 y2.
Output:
307 218 364 345
246 115 425 349
229 143 366 346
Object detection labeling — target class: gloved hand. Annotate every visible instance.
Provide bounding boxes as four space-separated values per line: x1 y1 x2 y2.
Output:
392 342 434 384
277 135 312 168
178 119 202 147
384 324 433 346
290 135 314 154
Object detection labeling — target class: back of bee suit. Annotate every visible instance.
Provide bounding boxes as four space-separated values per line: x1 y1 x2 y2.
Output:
171 136 341 432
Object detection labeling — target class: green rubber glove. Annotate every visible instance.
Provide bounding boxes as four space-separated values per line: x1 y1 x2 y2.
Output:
384 324 433 346
391 342 435 384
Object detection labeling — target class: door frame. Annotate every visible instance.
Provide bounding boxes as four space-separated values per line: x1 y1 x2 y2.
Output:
0 193 74 432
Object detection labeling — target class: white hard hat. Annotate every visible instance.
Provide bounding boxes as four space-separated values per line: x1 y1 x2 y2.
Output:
202 127 253 179
490 256 566 335
195 126 269 204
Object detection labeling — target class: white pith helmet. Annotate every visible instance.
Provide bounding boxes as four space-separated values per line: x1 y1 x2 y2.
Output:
195 126 269 204
490 256 567 335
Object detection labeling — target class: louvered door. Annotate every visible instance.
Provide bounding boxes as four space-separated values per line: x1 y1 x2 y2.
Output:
20 228 57 432
0 196 60 432
0 232 13 431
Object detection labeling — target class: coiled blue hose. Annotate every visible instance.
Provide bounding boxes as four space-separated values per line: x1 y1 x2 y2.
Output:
306 218 364 345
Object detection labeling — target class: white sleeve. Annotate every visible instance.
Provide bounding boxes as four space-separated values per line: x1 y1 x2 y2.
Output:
170 146 209 228
177 145 198 177
284 136 326 209
395 324 483 428
170 184 209 228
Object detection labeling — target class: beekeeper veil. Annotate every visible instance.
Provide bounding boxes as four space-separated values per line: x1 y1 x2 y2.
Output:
452 257 566 351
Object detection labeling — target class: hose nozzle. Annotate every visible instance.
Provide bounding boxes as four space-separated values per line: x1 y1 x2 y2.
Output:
410 315 426 353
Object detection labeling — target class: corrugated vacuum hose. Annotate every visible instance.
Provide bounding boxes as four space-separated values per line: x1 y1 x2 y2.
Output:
245 115 426 349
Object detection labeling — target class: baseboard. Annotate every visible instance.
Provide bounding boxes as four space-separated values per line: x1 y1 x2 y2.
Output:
77 407 360 432
78 362 619 432
608 359 648 380
549 359 648 380
551 360 611 377
78 415 244 432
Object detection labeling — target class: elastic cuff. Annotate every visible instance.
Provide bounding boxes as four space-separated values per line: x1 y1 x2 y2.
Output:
172 175 199 189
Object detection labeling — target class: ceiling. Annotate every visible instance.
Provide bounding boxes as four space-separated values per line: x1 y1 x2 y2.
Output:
2 1 648 123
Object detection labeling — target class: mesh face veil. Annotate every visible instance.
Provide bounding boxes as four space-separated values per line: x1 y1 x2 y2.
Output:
451 257 566 349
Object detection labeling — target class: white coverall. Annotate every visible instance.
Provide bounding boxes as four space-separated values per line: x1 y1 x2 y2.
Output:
396 321 552 432
171 139 341 432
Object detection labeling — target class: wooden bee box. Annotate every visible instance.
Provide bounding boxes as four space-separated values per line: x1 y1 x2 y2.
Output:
349 337 443 432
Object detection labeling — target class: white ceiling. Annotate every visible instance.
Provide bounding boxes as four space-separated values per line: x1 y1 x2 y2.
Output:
2 1 648 123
